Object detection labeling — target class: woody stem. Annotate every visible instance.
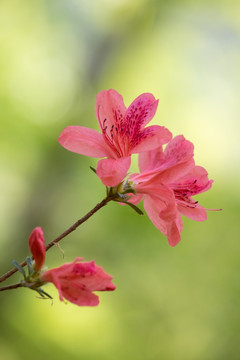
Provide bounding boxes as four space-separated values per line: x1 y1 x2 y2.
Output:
0 196 113 286
0 283 23 291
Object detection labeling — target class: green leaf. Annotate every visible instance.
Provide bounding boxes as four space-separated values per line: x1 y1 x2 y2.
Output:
37 288 53 299
12 260 26 278
124 201 144 215
26 256 34 275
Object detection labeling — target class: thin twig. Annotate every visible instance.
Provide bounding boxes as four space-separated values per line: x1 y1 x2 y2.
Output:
0 283 23 291
0 196 112 284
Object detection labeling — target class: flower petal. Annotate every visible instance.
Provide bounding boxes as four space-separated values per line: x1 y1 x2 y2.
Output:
143 195 168 235
125 93 159 129
60 280 100 306
127 192 144 205
178 166 213 195
138 135 194 183
96 157 131 187
166 215 183 247
131 125 172 155
78 265 116 292
143 184 176 232
163 135 194 167
59 126 112 158
157 159 195 184
95 89 127 135
178 203 207 221
138 145 164 173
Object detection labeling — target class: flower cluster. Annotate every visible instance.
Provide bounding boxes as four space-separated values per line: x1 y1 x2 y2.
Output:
26 227 116 306
5 89 219 307
59 89 216 247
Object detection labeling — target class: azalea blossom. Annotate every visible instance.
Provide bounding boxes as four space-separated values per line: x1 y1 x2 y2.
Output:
59 89 172 186
41 258 116 306
28 227 116 306
121 135 214 247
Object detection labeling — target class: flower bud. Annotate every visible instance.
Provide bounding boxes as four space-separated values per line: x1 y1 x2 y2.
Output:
28 227 46 271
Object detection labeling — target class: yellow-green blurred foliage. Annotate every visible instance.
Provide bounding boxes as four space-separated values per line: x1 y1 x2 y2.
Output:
0 0 240 359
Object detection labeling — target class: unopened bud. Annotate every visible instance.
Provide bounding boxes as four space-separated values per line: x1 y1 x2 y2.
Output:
28 227 46 271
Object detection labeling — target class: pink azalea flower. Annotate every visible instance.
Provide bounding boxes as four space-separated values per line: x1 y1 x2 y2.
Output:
59 89 172 186
28 227 116 306
41 258 116 306
28 227 45 271
124 135 214 247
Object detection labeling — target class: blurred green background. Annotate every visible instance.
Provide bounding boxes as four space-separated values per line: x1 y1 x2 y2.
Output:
0 0 240 359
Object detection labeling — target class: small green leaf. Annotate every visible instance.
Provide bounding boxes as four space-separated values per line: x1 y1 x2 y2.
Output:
12 260 26 278
37 288 53 299
124 201 144 215
26 256 34 275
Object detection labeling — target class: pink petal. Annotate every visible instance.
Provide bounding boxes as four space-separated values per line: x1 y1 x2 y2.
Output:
177 165 207 183
163 135 194 167
159 198 178 222
178 203 207 221
95 89 127 136
136 158 194 186
96 157 131 187
79 265 116 292
59 126 112 158
131 125 172 155
143 185 176 231
138 146 164 173
138 135 193 179
142 187 183 247
41 270 63 299
144 195 168 235
166 216 183 247
127 192 144 205
125 93 158 129
178 166 213 194
134 181 177 221
60 280 100 306
157 159 195 184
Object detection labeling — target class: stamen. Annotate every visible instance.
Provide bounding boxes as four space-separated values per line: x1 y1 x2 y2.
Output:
176 199 199 208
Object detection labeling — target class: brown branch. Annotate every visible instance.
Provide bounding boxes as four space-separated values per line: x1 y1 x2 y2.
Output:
0 283 23 292
0 196 112 285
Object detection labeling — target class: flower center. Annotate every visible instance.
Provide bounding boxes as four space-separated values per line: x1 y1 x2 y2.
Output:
170 179 200 208
98 103 152 158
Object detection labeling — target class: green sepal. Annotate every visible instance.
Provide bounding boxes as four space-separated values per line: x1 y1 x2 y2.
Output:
36 288 53 300
89 166 97 174
120 188 136 195
122 201 144 215
12 260 26 279
116 192 131 201
26 256 34 275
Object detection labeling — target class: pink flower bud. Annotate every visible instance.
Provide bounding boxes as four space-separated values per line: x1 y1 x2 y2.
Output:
28 227 46 271
41 257 116 306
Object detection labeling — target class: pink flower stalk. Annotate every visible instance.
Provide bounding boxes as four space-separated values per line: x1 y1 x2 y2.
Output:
28 227 45 271
125 135 214 247
41 258 116 306
59 89 172 187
